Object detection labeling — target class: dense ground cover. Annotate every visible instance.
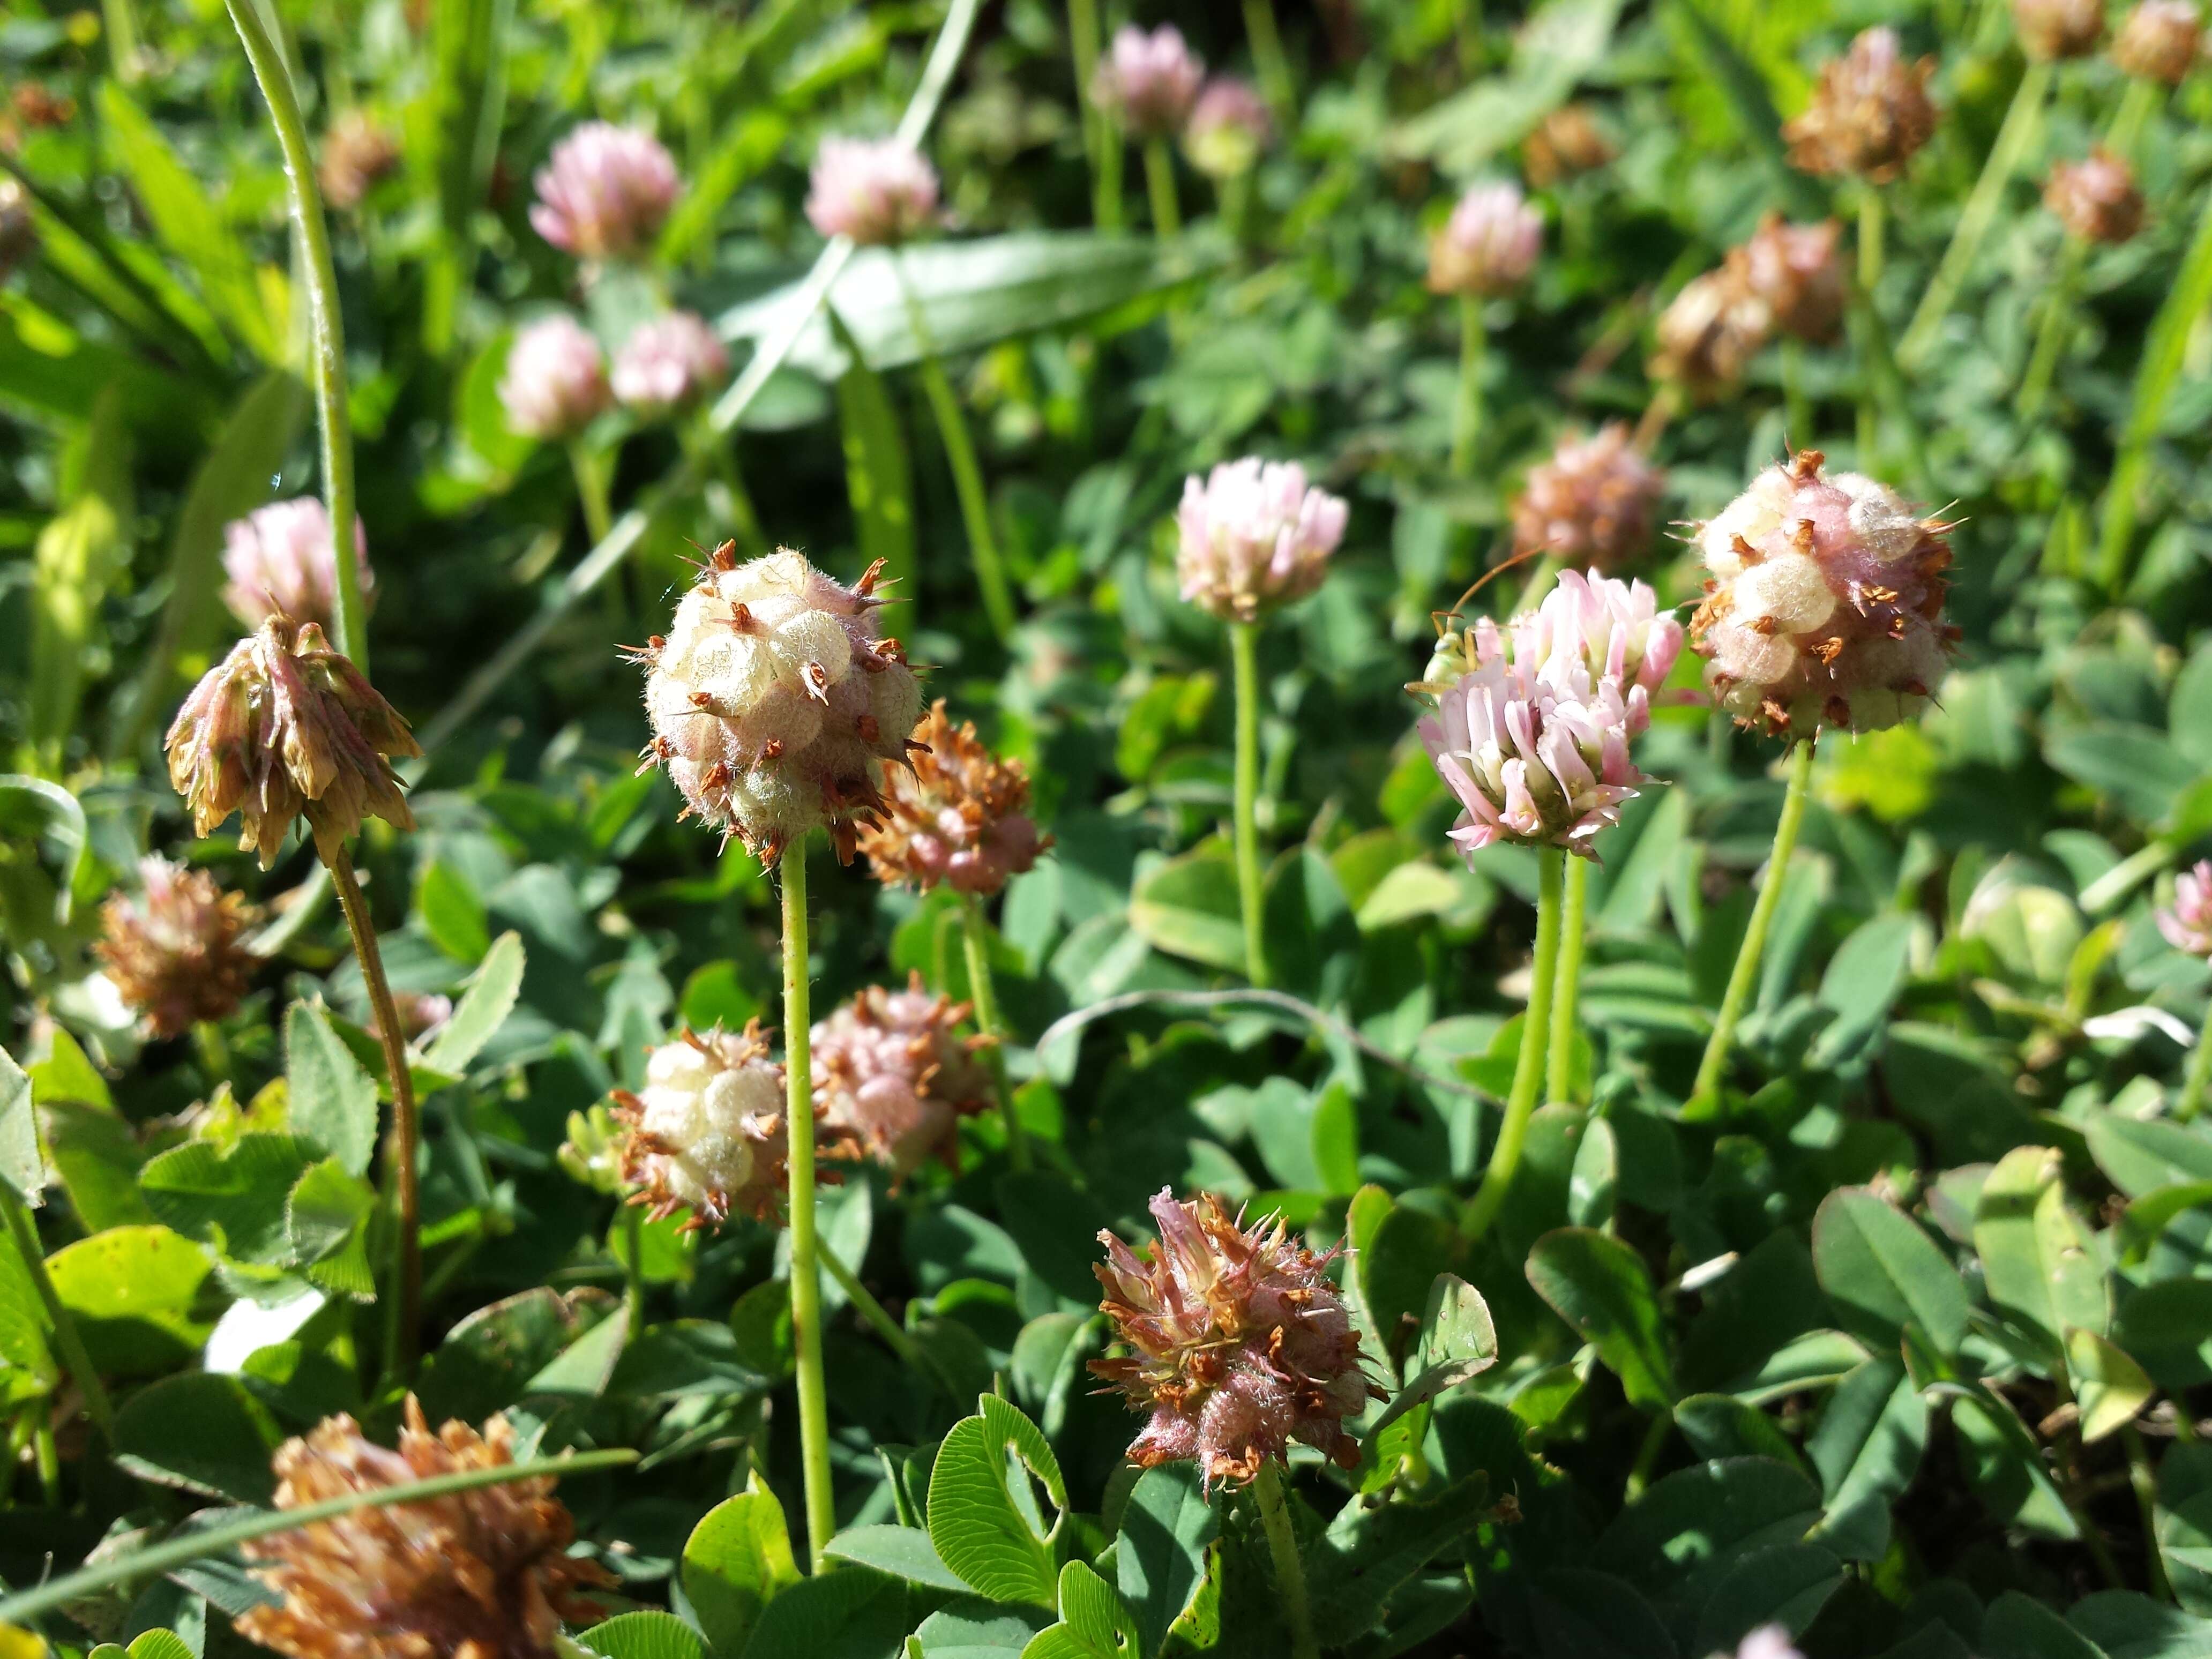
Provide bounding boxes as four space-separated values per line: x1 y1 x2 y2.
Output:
3 0 2212 1655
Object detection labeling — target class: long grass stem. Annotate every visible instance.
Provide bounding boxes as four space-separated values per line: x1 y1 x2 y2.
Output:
1230 621 1270 990
2019 235 2087 420
1464 847 1566 1243
1067 0 1115 229
780 842 837 1571
1243 0 1297 119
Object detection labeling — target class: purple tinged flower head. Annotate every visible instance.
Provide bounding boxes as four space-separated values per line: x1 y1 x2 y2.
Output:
612 312 730 415
1092 25 1205 139
1512 422 1667 572
1175 458 1349 622
2161 862 2212 957
813 974 992 1176
1184 77 1272 179
529 122 679 260
1526 569 1686 720
804 136 941 246
221 498 373 633
1428 182 1543 297
500 316 612 442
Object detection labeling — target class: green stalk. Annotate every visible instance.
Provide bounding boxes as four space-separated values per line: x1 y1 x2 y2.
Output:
104 0 144 81
2106 77 2159 160
780 842 836 1571
1899 62 2053 370
0 1446 638 1627
226 0 366 670
818 1239 957 1400
33 1419 58 1506
1781 338 1814 450
2177 999 2212 1123
1464 847 1566 1243
1242 0 1297 121
960 896 1027 1169
1066 0 1116 230
569 440 614 545
1548 855 1589 1106
1251 1462 1319 1659
1688 739 1815 1116
1857 190 1885 462
0 1191 116 1442
1230 621 1270 990
2018 235 2087 420
1452 294 1486 476
1144 138 1182 236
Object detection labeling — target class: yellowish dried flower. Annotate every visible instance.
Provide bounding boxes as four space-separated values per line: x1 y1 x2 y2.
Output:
96 856 259 1038
2015 0 2105 58
859 701 1045 897
319 111 401 211
1783 27 1938 182
1731 214 1847 343
1651 268 1772 399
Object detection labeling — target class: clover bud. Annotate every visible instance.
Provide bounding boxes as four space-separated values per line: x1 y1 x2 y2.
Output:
529 122 679 260
318 111 400 211
1092 25 1205 139
1092 1189 1381 1487
813 975 992 1176
1783 27 1938 182
1651 267 1772 399
1176 458 1349 623
2017 0 2106 56
558 1103 629 1195
96 856 259 1040
2114 0 2202 80
611 311 730 415
221 498 374 633
610 1022 796 1228
1512 422 1666 573
501 316 612 442
2046 151 2146 244
860 701 1045 898
633 545 922 867
1691 447 1955 739
1184 78 1272 180
1523 103 1617 186
2159 862 2212 958
1732 214 1847 343
1427 181 1543 298
804 136 941 246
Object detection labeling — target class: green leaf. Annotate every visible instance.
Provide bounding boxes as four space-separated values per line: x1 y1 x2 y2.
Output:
418 861 492 964
43 1224 217 1377
1688 1543 1845 1658
659 108 789 268
422 931 526 1074
42 1101 152 1230
1811 1189 1971 1358
2068 1328 2155 1444
523 1305 630 1399
1127 845 1246 974
1981 1590 2106 1659
2084 1115 2212 1199
739 1565 907 1659
286 1158 377 1301
1525 1228 1676 1411
27 1024 108 1111
683 1479 802 1657
112 1372 282 1502
1523 1568 1676 1659
1811 914 1918 1068
27 458 130 769
2116 1280 2212 1391
138 1133 322 1265
1366 1274 1497 1438
1311 1472 1492 1647
831 305 915 602
926 1397 1067 1606
570 1611 706 1659
825 1524 966 1592
1021 1561 1142 1659
1385 0 1625 171
287 1003 380 1179
1116 1463 1216 1659
126 1631 196 1659
994 1171 1112 1307
1673 1393 1804 1468
1806 1357 1927 1561
0 1211 56 1405
0 1044 40 1205
2157 1444 2212 1618
1658 0 1827 218
1594 1457 1824 1637
1975 1147 2109 1355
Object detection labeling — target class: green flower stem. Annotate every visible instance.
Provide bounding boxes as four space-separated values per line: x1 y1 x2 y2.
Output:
331 847 421 1383
0 1189 116 1443
2177 999 2212 1123
1548 855 1590 1107
1230 621 1271 990
2108 77 2160 160
1243 0 1297 120
33 1419 58 1506
1464 847 1566 1244
818 1239 958 1400
1251 1461 1319 1659
1781 338 1814 450
569 441 615 545
1689 739 1815 1117
1452 294 1486 476
960 895 1028 1170
0 1446 639 1628
104 0 144 81
2018 234 2088 420
1623 1409 1672 1501
1857 190 1885 461
226 0 366 670
1144 138 1183 236
1899 62 2053 370
1066 0 1117 230
780 841 836 1572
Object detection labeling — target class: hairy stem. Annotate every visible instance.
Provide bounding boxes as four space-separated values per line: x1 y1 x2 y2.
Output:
1452 294 1486 476
781 843 836 1571
0 1191 116 1443
1144 138 1182 236
1251 1461 1319 1659
1690 739 1816 1116
1230 621 1271 990
1464 847 1566 1243
960 896 1028 1169
1548 854 1589 1106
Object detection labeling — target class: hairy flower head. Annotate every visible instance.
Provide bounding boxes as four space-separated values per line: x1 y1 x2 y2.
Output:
612 311 729 414
2046 150 2145 243
2016 0 2106 56
1651 267 1772 398
501 317 612 443
1176 458 1349 623
611 1022 816 1228
1731 214 1847 343
1783 27 1937 181
859 701 1045 897
805 137 941 246
96 856 259 1039
529 122 679 260
2114 0 2202 79
813 975 992 1176
1512 423 1665 572
1092 25 1205 138
222 498 373 634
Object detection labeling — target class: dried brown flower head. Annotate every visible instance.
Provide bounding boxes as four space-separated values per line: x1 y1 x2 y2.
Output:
1523 103 1617 187
2016 0 2106 57
319 111 401 211
2114 0 2202 80
237 1396 612 1659
2046 150 2146 244
1731 214 1847 343
814 974 992 1175
96 856 259 1038
166 617 420 868
1511 422 1666 572
1651 267 1772 399
12 84 75 129
1092 1189 1382 1487
858 701 1045 897
1783 27 1938 182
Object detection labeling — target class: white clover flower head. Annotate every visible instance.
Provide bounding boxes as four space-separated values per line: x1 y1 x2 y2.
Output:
804 136 941 246
612 1023 791 1228
1512 422 1666 572
2160 862 2212 958
1092 25 1205 139
529 122 679 260
1184 78 1272 180
1428 182 1543 298
612 312 730 415
813 975 992 1176
221 498 373 633
1176 458 1349 623
1526 568 1686 710
500 316 613 442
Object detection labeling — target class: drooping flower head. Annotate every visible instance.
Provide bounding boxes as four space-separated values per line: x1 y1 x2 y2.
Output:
1651 267 1773 399
1731 214 1847 343
2046 151 2146 244
96 856 259 1039
2016 0 2106 56
1092 25 1205 139
500 316 612 442
1428 182 1544 297
813 975 992 1176
1512 423 1666 573
804 136 941 246
1523 103 1617 186
1176 458 1349 623
1184 78 1272 180
529 122 679 260
611 1022 799 1228
1690 447 1955 739
2159 862 2212 957
611 311 730 415
1092 1190 1381 1486
237 1396 613 1659
860 701 1045 896
166 618 420 868
1783 27 1938 181
2114 0 2202 80
318 111 400 211
221 498 374 634
633 546 923 866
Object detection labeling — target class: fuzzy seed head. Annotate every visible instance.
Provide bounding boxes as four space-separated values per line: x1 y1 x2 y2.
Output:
237 1396 613 1659
813 975 992 1176
1092 25 1205 139
166 618 420 868
1651 267 1772 398
1176 458 1349 623
318 111 401 210
1512 422 1666 572
859 701 1045 896
1732 214 1847 343
501 317 612 442
1690 448 1953 739
637 548 922 866
2114 0 2202 79
2046 150 2146 243
529 122 679 260
612 311 730 414
1184 78 1272 180
2159 862 2212 957
1783 27 1938 181
612 1023 800 1228
1523 103 1617 186
2017 0 2106 56
96 856 259 1039
1092 1189 1381 1487
804 136 941 246
1428 182 1544 297
221 498 374 634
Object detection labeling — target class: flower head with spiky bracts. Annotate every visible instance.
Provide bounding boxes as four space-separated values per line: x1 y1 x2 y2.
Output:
1691 448 1955 740
236 1396 613 1659
318 111 400 211
1428 182 1544 298
813 975 992 1176
221 498 374 634
2046 151 2146 244
2016 0 2106 57
166 617 420 868
611 1022 809 1229
858 701 1046 897
612 311 730 415
2160 862 2212 958
1184 78 1272 180
1176 458 1349 623
1512 423 1666 573
1092 1189 1381 1487
2115 0 2202 79
501 316 612 443
632 545 923 866
1651 266 1772 399
1092 24 1205 139
1783 27 1938 182
1731 214 1847 343
805 136 941 246
96 856 259 1039
530 122 679 261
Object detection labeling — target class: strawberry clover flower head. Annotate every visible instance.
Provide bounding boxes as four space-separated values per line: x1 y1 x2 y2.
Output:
221 498 374 634
1092 1189 1381 1487
611 1022 795 1228
804 137 941 246
529 122 679 260
2114 0 2202 81
1783 26 1938 181
2160 862 2212 958
1652 267 1772 398
612 312 730 415
501 317 612 442
1428 181 1543 297
1512 423 1666 572
96 856 259 1040
1175 458 1349 623
1092 25 1205 139
2046 150 2146 244
1732 214 1847 343
813 975 992 1176
2016 0 2106 57
860 701 1045 896
1184 78 1272 180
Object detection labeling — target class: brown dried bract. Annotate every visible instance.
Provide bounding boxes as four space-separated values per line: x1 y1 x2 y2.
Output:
858 701 1047 898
